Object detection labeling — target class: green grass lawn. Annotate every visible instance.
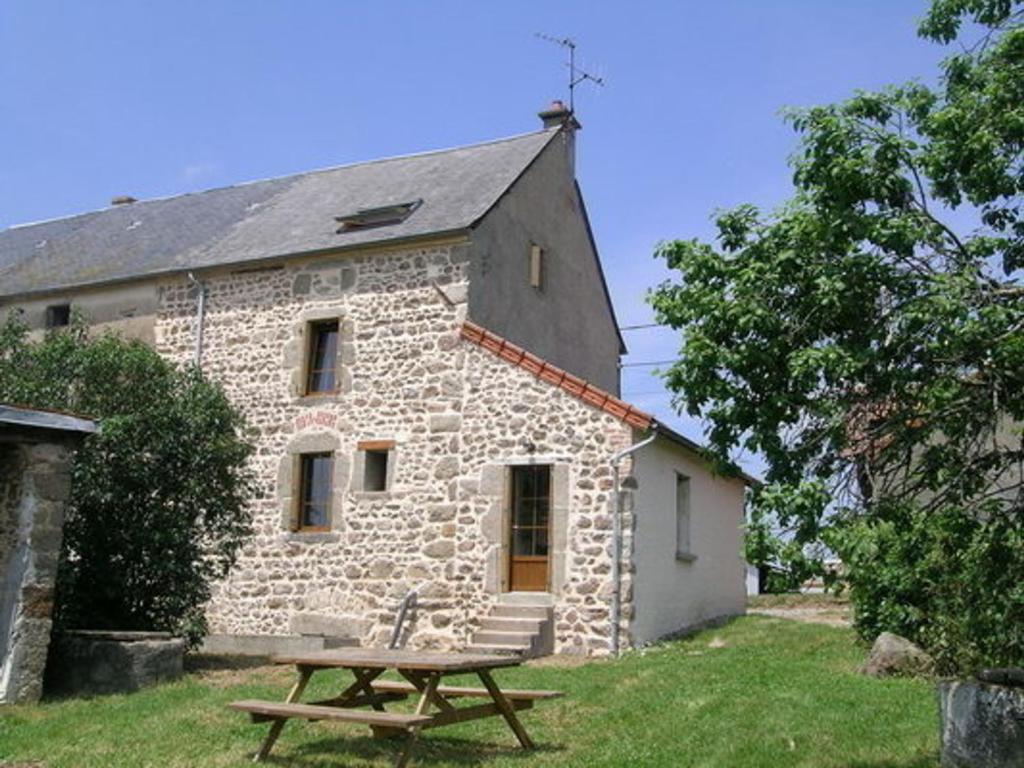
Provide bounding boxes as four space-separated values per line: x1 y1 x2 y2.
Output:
0 617 939 767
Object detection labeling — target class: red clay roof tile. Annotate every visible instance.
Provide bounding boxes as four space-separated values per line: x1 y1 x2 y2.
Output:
459 321 653 430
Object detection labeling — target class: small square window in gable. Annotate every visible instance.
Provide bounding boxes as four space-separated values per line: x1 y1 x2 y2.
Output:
529 244 544 290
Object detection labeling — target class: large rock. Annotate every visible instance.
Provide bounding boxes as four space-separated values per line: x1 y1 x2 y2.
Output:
940 679 1024 767
860 632 934 678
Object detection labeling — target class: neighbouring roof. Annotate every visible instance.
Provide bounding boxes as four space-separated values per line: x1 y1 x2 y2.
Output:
0 130 558 299
0 403 98 435
461 320 761 486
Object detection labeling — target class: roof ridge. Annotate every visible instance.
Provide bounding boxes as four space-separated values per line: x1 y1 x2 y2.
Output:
3 128 558 234
459 320 653 430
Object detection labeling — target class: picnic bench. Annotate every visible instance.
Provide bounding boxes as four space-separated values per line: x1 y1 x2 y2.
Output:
228 648 563 767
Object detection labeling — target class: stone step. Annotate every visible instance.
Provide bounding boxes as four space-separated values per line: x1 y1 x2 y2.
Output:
497 592 555 607
465 643 527 657
470 631 535 649
479 616 545 633
491 604 551 620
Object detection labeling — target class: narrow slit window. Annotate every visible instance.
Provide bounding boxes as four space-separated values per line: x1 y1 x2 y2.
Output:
529 245 544 289
305 320 339 395
298 453 333 531
676 472 692 558
46 304 71 328
363 449 389 492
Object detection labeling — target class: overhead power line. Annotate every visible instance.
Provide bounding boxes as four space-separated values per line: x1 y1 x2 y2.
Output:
619 359 676 368
618 323 666 331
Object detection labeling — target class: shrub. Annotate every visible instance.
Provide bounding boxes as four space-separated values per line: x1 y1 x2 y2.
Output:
834 503 1024 674
0 313 255 647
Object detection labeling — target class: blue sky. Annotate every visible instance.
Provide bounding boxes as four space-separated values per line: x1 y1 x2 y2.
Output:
0 1 955 474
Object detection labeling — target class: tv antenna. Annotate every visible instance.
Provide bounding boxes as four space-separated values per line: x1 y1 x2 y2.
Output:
535 33 604 113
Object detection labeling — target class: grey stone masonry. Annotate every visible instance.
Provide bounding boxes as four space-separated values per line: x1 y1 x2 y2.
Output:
0 439 77 703
155 242 638 656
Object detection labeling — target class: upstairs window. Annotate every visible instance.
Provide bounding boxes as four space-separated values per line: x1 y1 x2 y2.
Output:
305 320 339 395
676 472 693 559
298 453 333 531
46 304 71 328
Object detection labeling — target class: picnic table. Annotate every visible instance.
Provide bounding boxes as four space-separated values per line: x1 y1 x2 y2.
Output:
228 648 563 767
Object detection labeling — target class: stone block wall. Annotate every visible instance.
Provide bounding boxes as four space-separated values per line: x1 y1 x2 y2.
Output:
155 243 634 655
0 440 75 703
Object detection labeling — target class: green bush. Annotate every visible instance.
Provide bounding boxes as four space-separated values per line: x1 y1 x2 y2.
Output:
835 503 1024 674
0 313 255 647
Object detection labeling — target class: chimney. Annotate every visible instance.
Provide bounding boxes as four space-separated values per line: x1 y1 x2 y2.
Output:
538 100 580 131
538 100 581 176
111 195 137 206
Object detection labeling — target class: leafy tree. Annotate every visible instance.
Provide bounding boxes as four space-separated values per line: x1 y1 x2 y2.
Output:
649 0 1024 672
0 313 255 647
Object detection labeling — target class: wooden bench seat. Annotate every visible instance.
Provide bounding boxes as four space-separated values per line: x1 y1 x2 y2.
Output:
228 699 432 729
370 680 564 701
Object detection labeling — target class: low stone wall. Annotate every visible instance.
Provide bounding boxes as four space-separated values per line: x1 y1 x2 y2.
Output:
939 679 1024 767
45 631 184 697
200 633 357 657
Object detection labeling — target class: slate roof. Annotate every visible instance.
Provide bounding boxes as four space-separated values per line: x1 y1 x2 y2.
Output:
0 129 558 299
0 404 98 435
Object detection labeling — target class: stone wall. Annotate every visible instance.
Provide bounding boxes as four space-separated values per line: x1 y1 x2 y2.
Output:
156 243 634 655
0 440 75 703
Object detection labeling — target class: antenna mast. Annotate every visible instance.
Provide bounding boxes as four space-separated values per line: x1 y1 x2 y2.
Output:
535 33 604 113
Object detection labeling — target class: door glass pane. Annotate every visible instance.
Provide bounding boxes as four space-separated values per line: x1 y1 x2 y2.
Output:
535 528 549 557
513 527 533 557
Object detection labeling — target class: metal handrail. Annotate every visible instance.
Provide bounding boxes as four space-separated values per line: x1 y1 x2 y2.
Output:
388 587 419 649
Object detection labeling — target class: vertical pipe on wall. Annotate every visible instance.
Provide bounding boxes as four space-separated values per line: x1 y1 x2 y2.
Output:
187 272 206 370
609 428 657 656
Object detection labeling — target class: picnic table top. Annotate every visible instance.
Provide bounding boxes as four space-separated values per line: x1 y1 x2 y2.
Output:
271 648 523 672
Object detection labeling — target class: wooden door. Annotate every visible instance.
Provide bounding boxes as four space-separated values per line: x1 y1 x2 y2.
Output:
508 465 551 592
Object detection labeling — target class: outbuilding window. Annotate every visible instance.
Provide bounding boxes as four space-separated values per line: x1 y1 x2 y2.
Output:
675 472 694 560
298 453 333 531
305 320 339 395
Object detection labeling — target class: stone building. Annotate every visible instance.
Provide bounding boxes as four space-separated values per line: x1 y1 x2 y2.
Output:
0 405 96 702
0 104 753 656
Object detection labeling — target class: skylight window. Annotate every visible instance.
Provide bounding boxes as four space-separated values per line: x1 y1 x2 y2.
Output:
335 199 422 233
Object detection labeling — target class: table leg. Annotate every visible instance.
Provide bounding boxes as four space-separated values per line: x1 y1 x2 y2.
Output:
254 665 313 762
397 669 456 713
394 672 440 768
477 669 535 750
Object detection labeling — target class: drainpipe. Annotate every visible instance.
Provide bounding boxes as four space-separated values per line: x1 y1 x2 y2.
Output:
187 272 206 370
609 428 658 656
